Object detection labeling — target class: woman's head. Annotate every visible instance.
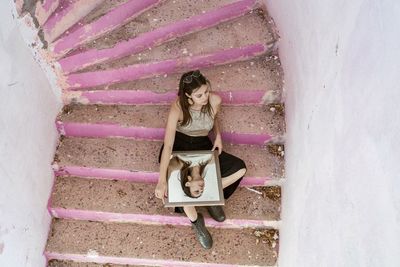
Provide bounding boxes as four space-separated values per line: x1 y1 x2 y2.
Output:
179 160 209 198
178 70 213 126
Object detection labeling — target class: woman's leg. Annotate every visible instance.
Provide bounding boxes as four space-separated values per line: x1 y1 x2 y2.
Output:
183 206 198 221
184 206 213 249
218 151 247 199
222 168 247 188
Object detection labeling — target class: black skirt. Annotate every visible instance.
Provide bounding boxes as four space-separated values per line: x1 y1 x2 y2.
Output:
159 131 246 199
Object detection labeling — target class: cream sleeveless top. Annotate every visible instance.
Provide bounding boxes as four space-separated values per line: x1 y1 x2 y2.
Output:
176 109 214 136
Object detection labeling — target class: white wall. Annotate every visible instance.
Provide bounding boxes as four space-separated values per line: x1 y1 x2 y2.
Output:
263 0 400 266
0 1 61 266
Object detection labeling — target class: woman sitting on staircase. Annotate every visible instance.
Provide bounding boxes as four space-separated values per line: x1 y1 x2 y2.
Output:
155 70 247 249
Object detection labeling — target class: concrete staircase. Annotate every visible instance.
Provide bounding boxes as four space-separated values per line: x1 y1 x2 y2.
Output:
23 0 285 265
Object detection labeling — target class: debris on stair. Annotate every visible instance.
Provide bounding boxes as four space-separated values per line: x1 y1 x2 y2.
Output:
267 143 285 157
253 229 279 248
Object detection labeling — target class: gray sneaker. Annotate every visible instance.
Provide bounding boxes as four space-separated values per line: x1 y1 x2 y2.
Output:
191 213 213 249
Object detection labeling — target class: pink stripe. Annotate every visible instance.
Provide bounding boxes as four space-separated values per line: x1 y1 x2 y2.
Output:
53 0 161 55
43 0 76 31
221 132 272 145
79 89 177 103
50 208 273 229
72 89 265 105
54 166 159 183
35 0 60 25
59 0 256 73
56 121 272 145
218 90 265 105
43 0 58 11
66 44 269 89
54 166 272 185
57 122 165 140
44 252 254 267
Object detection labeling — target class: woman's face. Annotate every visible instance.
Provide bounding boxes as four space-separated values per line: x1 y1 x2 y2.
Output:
185 166 205 197
189 84 210 106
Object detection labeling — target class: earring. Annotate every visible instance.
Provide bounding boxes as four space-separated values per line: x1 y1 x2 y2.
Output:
188 98 194 105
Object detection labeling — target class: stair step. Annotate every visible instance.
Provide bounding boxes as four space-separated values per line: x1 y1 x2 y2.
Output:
50 176 280 225
51 0 162 57
58 0 258 73
46 219 279 266
79 9 274 74
79 0 255 52
54 137 284 183
35 0 59 26
64 41 273 90
56 104 285 145
66 55 283 106
42 0 104 43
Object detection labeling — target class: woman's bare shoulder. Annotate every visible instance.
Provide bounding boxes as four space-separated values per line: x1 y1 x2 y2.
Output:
170 97 182 113
210 93 222 105
209 93 222 113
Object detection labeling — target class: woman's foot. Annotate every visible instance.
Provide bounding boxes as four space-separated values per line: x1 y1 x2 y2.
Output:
191 213 213 249
207 206 226 222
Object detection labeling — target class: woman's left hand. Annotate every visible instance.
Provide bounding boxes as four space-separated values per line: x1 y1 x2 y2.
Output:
212 134 223 155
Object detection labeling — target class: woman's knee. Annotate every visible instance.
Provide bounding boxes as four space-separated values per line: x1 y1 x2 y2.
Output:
237 167 247 177
238 159 246 171
183 206 198 221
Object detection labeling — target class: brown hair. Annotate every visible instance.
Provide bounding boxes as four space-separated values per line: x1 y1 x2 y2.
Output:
179 159 210 198
178 70 214 126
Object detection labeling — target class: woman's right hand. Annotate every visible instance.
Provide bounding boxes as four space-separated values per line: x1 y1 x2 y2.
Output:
155 180 168 204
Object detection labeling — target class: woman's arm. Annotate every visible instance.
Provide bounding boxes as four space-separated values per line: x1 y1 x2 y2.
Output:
211 94 223 154
155 100 180 203
166 156 182 178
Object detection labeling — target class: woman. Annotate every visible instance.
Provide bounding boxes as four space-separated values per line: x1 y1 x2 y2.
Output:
155 70 247 249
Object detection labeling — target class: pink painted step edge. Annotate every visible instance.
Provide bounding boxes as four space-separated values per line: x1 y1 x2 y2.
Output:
59 0 257 73
66 43 272 89
35 0 60 25
52 0 161 56
55 121 273 145
49 207 277 229
67 89 266 105
45 252 274 267
53 166 274 186
43 0 104 43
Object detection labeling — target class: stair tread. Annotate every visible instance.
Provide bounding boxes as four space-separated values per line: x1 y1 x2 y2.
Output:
81 10 274 72
51 176 281 221
55 137 284 179
78 0 254 53
58 104 285 137
71 55 283 97
46 219 278 266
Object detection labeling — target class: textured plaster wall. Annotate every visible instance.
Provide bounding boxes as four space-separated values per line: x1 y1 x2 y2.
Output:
0 1 61 266
263 0 400 266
